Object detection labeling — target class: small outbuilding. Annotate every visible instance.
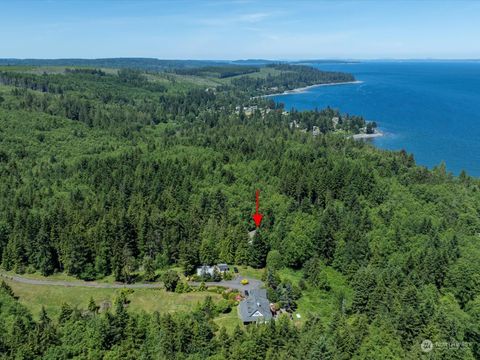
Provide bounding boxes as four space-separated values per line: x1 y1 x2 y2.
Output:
217 263 229 273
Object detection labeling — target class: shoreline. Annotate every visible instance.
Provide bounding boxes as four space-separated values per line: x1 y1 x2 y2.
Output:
265 80 363 97
351 130 384 140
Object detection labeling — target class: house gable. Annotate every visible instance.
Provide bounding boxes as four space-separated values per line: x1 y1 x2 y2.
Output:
238 288 272 323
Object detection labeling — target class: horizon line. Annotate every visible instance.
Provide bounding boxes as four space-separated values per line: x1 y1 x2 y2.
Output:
1 57 480 62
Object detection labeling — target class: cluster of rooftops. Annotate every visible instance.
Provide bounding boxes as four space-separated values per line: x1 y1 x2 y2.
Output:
195 263 230 276
195 263 274 324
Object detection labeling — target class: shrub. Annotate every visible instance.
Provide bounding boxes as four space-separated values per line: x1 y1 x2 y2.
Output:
175 282 183 293
216 299 232 314
317 271 331 291
212 268 222 282
175 281 191 293
229 291 240 301
298 278 307 291
80 264 97 281
118 288 134 298
199 296 216 318
162 270 180 292
191 274 201 282
223 272 233 280
266 250 284 271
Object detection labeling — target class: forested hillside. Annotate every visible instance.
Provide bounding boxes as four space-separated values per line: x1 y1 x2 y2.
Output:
0 58 231 71
0 64 479 359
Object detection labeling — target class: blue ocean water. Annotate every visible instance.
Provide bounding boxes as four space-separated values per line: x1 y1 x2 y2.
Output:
273 61 480 176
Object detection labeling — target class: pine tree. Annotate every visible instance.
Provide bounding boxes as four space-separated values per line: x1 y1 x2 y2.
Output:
88 297 99 314
351 267 377 316
249 230 269 268
180 241 198 276
35 222 55 276
143 256 156 281
159 314 176 358
0 280 15 297
32 307 58 355
58 302 73 324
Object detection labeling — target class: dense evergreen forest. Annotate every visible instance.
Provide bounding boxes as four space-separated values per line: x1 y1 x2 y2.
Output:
230 64 355 95
0 58 233 71
0 63 479 359
172 65 260 78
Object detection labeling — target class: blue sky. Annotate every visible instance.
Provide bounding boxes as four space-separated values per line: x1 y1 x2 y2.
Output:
1 0 480 60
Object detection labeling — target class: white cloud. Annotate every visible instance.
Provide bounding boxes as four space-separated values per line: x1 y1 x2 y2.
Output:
197 11 273 27
238 12 270 23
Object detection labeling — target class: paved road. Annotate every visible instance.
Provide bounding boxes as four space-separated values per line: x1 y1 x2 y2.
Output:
0 272 263 291
0 272 163 289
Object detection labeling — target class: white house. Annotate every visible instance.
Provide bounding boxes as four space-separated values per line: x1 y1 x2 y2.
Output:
196 264 230 277
196 265 215 277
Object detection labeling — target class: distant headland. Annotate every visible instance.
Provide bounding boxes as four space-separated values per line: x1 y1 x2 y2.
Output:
266 80 363 97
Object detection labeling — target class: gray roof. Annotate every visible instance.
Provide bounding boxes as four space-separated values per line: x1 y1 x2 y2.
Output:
239 288 272 323
217 263 229 271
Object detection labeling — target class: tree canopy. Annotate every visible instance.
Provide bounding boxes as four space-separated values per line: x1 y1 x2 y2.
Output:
0 64 479 358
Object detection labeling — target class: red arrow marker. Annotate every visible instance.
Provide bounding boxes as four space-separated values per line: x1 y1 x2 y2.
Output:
252 189 263 228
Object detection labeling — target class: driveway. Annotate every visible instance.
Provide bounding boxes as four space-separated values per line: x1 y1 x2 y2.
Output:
188 276 263 291
1 272 264 291
0 272 163 289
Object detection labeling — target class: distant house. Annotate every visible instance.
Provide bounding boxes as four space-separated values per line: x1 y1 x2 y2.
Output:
238 288 273 324
332 116 339 128
289 120 299 129
196 265 215 277
248 229 257 244
196 264 230 277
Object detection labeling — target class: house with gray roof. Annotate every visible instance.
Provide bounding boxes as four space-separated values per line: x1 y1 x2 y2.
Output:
196 264 230 277
238 288 272 324
217 263 229 272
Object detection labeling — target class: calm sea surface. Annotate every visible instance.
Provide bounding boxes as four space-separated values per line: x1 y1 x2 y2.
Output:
272 61 480 176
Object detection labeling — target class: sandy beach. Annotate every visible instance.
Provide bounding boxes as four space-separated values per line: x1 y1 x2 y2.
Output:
351 130 384 140
266 80 363 97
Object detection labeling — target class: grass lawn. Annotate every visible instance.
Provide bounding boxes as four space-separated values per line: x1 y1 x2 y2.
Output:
148 72 222 90
1 263 352 329
278 267 353 325
3 270 81 282
3 278 223 321
1 265 185 285
213 311 242 334
146 66 288 89
4 279 117 318
236 265 264 280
